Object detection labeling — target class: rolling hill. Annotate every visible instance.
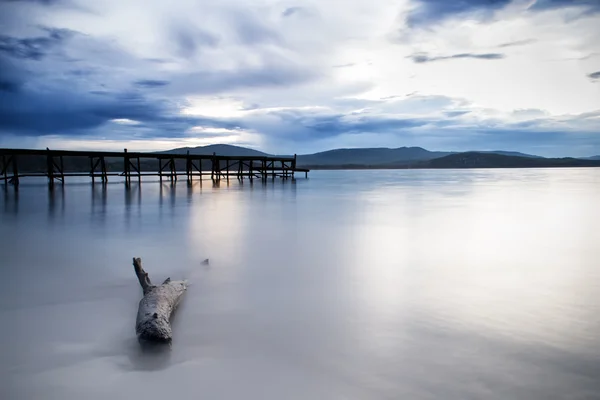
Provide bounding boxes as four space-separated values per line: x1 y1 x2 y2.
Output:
295 147 451 167
161 144 269 157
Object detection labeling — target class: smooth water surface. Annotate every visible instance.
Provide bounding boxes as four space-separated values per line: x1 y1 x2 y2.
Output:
1 169 599 400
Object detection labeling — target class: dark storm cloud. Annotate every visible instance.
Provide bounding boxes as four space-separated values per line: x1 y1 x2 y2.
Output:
0 28 77 60
0 11 318 140
405 0 600 27
0 60 239 138
588 71 600 80
0 80 20 92
409 52 505 63
261 110 431 141
529 0 600 13
134 80 170 88
2 0 63 4
406 0 511 27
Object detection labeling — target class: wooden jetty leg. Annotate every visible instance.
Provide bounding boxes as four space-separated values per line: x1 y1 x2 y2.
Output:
210 152 216 181
58 155 65 185
137 157 141 183
124 148 130 187
292 154 296 179
170 158 176 182
100 156 108 184
90 156 95 184
262 159 267 181
132 257 187 343
186 151 191 184
11 155 19 187
158 159 163 182
2 154 8 185
46 148 54 189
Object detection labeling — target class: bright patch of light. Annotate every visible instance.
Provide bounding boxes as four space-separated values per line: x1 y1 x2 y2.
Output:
188 127 241 134
111 119 140 125
182 97 246 118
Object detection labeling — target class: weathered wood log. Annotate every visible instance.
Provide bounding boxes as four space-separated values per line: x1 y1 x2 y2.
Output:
133 257 187 343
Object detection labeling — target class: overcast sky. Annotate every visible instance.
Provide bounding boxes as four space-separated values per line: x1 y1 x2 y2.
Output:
0 0 599 156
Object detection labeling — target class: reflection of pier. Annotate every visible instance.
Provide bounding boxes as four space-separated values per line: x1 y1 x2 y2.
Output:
0 148 310 189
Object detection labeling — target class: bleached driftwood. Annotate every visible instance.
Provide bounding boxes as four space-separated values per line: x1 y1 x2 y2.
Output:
133 257 187 343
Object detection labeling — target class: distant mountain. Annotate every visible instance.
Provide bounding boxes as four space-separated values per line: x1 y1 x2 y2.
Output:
477 150 543 158
580 155 600 160
296 147 451 167
419 152 600 169
162 144 269 157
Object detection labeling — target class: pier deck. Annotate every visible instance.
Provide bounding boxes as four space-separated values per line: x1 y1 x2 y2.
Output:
0 148 309 188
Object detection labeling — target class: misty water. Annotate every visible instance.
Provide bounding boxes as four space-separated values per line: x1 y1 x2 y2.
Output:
1 168 600 400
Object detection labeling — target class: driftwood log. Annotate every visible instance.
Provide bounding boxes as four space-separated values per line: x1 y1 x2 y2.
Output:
133 257 187 343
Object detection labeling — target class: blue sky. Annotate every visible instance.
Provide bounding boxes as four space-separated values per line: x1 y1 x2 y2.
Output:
0 0 599 156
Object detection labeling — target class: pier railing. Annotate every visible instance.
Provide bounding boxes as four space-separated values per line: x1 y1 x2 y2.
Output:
0 148 309 188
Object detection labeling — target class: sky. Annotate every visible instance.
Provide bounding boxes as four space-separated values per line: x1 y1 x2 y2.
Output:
0 0 599 157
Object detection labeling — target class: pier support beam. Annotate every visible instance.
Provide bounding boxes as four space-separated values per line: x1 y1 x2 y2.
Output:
46 148 65 189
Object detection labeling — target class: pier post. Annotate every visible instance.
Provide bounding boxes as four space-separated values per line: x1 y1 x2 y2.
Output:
211 153 215 181
137 156 141 183
159 159 162 183
186 151 192 184
169 157 176 182
90 156 95 184
46 148 54 189
292 154 296 179
11 155 19 187
100 157 108 184
60 155 65 185
124 148 130 187
2 154 7 185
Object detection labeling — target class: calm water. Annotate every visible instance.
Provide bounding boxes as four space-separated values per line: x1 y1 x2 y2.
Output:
1 169 599 400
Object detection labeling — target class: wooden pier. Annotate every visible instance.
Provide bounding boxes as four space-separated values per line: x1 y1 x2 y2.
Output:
0 148 309 189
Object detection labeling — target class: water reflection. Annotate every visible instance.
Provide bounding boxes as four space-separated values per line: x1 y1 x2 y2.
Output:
47 184 65 221
3 185 18 214
1 169 600 400
91 184 107 224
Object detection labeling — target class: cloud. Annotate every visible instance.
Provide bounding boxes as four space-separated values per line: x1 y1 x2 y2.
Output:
169 23 220 58
134 80 170 88
333 63 356 68
498 39 537 48
406 0 511 27
0 27 77 60
282 7 299 17
409 52 505 63
0 80 20 92
2 0 63 4
589 71 600 81
445 111 470 118
529 0 600 13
